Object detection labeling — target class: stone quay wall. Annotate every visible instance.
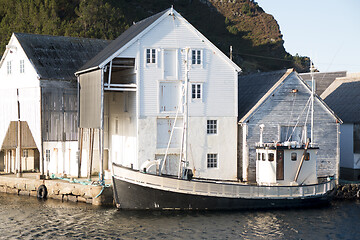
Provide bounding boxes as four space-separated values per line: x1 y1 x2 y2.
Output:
0 175 113 206
334 183 360 200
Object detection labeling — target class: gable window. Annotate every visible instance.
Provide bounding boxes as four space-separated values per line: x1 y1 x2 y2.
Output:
191 49 201 65
146 48 156 64
280 125 305 143
207 153 218 168
207 120 217 134
20 60 24 73
191 83 201 99
7 61 11 75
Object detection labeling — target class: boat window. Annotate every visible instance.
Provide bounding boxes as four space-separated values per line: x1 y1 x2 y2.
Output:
257 153 261 161
262 153 265 161
305 152 310 161
291 152 297 161
268 153 274 162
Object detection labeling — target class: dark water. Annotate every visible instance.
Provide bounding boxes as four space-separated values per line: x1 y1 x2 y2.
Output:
0 193 359 240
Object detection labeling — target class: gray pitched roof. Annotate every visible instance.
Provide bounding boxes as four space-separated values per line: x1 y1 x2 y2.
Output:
299 71 347 96
324 80 360 123
15 32 110 81
238 69 289 120
77 9 169 73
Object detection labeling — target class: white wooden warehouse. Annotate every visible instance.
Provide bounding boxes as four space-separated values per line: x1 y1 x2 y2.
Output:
0 33 109 176
76 8 241 181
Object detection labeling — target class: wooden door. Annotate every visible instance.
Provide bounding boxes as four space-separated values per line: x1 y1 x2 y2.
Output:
276 150 284 180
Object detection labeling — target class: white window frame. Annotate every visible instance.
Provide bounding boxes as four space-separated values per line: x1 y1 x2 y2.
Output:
145 48 157 66
20 59 24 73
7 61 11 75
207 120 217 134
207 153 218 168
191 49 203 67
191 83 202 101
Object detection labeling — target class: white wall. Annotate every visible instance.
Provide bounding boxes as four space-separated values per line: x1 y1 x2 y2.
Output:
43 141 78 176
0 35 41 151
117 12 238 180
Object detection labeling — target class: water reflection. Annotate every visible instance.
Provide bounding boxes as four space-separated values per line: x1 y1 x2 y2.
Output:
0 193 359 239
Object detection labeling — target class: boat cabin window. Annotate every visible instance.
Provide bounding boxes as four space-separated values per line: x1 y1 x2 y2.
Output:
291 152 297 161
262 153 265 161
305 152 310 161
257 153 261 161
268 153 274 162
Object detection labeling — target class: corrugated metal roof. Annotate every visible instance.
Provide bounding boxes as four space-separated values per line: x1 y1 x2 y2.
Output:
238 69 288 120
77 9 169 73
15 32 111 81
299 71 347 96
324 80 360 123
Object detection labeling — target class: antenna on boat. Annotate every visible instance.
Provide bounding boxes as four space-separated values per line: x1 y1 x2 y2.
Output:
310 60 315 146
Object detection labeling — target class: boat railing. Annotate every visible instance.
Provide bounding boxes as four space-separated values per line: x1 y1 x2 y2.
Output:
113 165 336 199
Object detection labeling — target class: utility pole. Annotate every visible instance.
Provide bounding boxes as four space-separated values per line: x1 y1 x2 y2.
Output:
16 89 22 178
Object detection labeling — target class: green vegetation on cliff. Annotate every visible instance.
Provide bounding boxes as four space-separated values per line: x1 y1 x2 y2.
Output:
0 0 309 73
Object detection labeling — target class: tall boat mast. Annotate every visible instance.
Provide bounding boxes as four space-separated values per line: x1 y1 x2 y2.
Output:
310 60 315 146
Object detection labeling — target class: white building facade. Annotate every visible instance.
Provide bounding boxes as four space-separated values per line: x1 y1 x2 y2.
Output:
77 8 241 181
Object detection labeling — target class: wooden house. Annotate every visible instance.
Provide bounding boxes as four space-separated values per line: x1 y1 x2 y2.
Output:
321 73 360 180
0 33 109 176
76 8 241 181
238 69 341 183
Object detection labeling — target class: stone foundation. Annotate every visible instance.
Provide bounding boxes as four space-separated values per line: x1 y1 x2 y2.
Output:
334 184 360 200
0 175 113 206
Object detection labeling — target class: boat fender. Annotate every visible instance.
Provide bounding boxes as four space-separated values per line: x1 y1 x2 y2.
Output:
37 184 48 199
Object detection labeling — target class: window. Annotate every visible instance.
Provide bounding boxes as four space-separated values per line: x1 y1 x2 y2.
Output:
207 153 218 168
7 61 11 74
291 152 297 161
23 149 28 158
192 84 201 99
262 153 265 161
20 60 24 73
305 152 310 161
280 125 305 143
46 150 50 162
146 48 156 64
207 120 217 134
268 153 274 162
192 50 201 65
257 153 261 161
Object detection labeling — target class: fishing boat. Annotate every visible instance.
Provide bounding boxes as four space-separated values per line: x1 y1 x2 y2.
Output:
112 61 336 210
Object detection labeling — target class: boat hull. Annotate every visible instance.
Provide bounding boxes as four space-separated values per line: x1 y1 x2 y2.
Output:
112 175 333 210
